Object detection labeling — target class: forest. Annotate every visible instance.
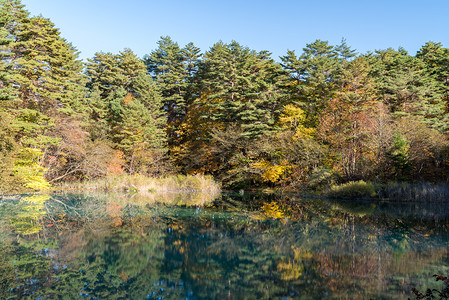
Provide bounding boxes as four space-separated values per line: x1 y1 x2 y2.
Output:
1 0 449 194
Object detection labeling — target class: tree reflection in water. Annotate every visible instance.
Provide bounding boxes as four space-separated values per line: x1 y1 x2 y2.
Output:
0 192 448 299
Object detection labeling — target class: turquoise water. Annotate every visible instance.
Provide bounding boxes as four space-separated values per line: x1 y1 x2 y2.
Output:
0 192 448 299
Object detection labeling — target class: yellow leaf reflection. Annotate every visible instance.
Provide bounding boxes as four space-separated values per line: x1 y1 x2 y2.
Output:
11 195 49 235
277 246 313 281
262 202 285 219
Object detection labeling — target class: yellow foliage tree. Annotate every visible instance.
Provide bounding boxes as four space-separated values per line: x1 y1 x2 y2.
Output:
278 104 315 139
252 159 291 183
13 148 51 191
173 94 224 174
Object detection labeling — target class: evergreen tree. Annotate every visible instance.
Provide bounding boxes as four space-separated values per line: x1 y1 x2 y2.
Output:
0 0 19 192
198 41 282 137
86 85 108 140
86 52 123 99
0 0 15 103
278 49 304 102
182 42 202 81
416 41 449 132
387 133 411 180
86 49 167 174
144 36 187 142
280 40 342 127
335 38 357 61
182 42 202 108
369 48 445 130
0 0 89 186
417 42 449 100
183 41 283 184
8 15 85 116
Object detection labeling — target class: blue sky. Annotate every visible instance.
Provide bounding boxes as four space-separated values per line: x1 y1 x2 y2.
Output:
21 0 449 61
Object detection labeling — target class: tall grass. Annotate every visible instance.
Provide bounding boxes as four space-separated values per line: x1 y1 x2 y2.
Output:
379 182 449 202
327 181 449 201
56 174 221 196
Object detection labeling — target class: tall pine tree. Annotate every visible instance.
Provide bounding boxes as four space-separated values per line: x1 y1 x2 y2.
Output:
144 36 188 143
198 41 282 137
86 49 167 174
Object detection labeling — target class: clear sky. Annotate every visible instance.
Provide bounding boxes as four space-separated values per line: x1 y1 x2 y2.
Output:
21 0 449 61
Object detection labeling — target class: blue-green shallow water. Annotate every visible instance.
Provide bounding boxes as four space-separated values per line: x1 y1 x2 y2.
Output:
0 192 449 299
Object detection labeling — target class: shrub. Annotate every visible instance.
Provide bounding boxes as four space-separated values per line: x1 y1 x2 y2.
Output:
307 167 334 189
328 180 376 199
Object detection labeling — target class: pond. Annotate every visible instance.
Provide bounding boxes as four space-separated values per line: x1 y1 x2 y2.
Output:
0 192 448 299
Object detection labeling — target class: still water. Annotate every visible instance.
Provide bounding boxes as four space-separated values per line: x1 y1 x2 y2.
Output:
0 192 448 299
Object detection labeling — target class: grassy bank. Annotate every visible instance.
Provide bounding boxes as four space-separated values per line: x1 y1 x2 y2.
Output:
56 174 221 195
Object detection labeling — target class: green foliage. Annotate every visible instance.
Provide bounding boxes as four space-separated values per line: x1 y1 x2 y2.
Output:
0 0 89 191
2 0 449 192
328 180 376 199
86 49 167 175
7 15 86 116
411 274 449 299
280 40 347 127
13 148 51 191
387 133 411 180
367 47 447 131
198 41 282 137
307 167 334 189
144 36 196 144
416 42 449 132
11 108 60 147
208 126 264 188
0 0 15 103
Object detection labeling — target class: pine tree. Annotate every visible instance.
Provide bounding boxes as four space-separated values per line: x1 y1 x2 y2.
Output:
0 0 90 186
8 15 85 116
86 52 123 99
335 38 357 61
144 36 187 142
280 40 342 128
86 85 108 140
182 42 202 81
198 41 282 137
387 133 411 180
182 41 284 184
370 48 445 130
182 42 202 108
0 0 19 192
416 42 449 132
86 49 167 174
